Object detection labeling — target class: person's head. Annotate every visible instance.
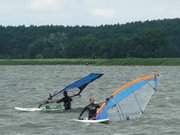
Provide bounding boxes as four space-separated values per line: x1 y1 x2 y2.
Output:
89 96 95 104
64 91 68 97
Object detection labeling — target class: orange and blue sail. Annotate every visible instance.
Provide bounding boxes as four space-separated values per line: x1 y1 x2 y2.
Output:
96 74 158 121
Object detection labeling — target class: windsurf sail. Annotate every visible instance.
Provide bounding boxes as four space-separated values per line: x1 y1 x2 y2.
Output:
48 73 103 100
96 74 159 121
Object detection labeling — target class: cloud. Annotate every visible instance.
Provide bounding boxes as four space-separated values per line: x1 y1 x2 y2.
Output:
29 0 65 12
91 8 115 18
1 0 180 26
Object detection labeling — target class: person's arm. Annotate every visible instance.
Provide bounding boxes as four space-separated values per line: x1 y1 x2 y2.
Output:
70 89 82 98
56 97 64 103
49 100 58 103
94 104 100 111
79 105 88 119
38 99 58 108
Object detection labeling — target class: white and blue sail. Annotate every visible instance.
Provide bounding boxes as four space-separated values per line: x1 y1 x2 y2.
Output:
48 73 103 100
96 74 159 121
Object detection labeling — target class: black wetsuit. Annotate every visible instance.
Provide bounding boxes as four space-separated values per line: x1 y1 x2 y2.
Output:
79 103 100 120
57 96 72 110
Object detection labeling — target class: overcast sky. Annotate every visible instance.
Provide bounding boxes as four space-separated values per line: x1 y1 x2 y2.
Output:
0 0 180 26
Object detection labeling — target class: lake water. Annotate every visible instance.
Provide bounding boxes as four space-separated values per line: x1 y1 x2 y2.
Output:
0 65 179 135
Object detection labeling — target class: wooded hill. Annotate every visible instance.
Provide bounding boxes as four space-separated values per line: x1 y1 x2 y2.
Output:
0 18 180 58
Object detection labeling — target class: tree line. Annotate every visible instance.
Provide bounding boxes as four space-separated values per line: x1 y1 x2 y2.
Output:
0 18 180 58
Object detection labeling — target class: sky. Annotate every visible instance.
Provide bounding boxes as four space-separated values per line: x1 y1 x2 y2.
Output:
0 0 180 26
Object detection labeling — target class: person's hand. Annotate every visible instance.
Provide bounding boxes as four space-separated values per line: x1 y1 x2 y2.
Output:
106 98 110 102
38 104 42 108
45 100 49 104
106 96 113 102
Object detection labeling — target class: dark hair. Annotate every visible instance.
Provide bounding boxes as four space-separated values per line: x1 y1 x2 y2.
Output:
64 91 68 96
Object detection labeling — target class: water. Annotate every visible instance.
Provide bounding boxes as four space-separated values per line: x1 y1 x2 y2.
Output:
0 65 179 135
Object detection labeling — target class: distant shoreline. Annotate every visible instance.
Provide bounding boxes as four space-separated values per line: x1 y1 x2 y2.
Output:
0 58 180 65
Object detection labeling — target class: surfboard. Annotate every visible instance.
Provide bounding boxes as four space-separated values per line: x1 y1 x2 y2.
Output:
14 106 64 112
72 118 109 123
14 107 42 112
14 106 83 112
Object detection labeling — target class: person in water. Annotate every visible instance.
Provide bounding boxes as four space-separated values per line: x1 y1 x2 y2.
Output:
43 91 72 110
56 91 72 110
79 96 100 120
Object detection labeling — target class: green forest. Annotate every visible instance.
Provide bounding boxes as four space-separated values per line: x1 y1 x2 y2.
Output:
0 19 180 59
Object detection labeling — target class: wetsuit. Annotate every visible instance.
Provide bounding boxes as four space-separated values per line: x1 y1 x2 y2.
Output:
79 103 100 120
57 96 72 110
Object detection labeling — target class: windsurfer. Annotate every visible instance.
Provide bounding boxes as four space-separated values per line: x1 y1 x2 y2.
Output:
79 96 100 120
45 91 72 110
